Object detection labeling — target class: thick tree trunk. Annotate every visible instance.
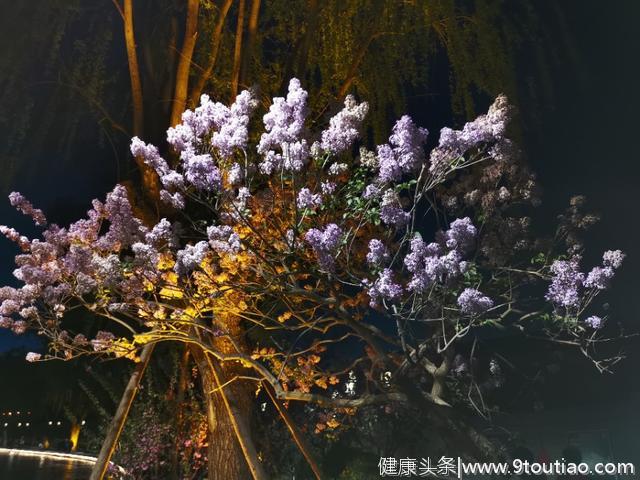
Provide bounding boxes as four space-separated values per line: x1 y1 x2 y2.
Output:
89 343 155 480
194 347 248 479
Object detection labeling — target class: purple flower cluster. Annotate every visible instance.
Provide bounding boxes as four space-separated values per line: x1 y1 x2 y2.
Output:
545 258 584 308
183 154 222 192
404 219 477 293
584 266 614 290
99 185 147 250
546 250 624 309
366 239 389 267
9 192 47 226
207 225 241 254
603 250 625 269
437 217 477 253
145 219 178 249
377 116 428 183
304 224 343 271
380 190 410 227
429 95 511 175
366 269 403 307
457 288 493 316
258 79 310 174
297 188 322 209
584 315 603 329
211 89 258 158
318 95 369 155
174 241 209 275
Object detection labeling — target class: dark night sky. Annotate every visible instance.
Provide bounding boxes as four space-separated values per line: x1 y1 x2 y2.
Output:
0 0 638 450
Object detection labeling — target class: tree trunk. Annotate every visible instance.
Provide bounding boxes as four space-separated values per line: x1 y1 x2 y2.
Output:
192 347 267 480
123 0 144 137
229 0 246 101
90 343 155 480
239 0 261 88
122 0 160 205
170 0 200 127
189 0 234 107
168 346 191 479
192 345 260 480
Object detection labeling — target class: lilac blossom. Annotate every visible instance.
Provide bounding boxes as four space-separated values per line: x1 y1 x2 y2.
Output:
25 352 41 362
99 185 147 250
160 190 185 210
319 95 369 154
584 315 603 329
9 192 47 226
174 241 209 275
211 89 258 157
439 217 477 252
376 116 428 183
305 224 343 271
380 190 410 227
366 269 403 307
321 181 336 195
228 163 244 186
584 266 614 290
182 153 222 192
603 250 625 269
207 226 241 254
429 95 511 175
363 184 382 200
258 79 310 173
160 171 185 190
366 239 389 266
12 320 27 335
546 258 584 308
132 242 159 268
297 188 322 209
328 163 348 176
130 137 169 176
146 219 178 249
457 288 493 316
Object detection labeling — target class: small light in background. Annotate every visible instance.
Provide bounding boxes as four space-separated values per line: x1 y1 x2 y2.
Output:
17 422 22 427
56 421 61 426
48 421 53 425
81 420 86 426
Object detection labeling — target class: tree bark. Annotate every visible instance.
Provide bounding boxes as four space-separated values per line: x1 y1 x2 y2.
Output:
121 0 160 205
89 343 155 480
123 0 144 137
191 344 269 480
239 0 261 88
189 0 234 107
229 0 246 101
170 0 200 127
192 346 248 480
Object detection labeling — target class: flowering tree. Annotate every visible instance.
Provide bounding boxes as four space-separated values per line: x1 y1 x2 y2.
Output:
0 79 626 475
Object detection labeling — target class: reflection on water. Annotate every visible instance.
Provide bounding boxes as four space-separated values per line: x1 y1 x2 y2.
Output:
0 451 93 480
